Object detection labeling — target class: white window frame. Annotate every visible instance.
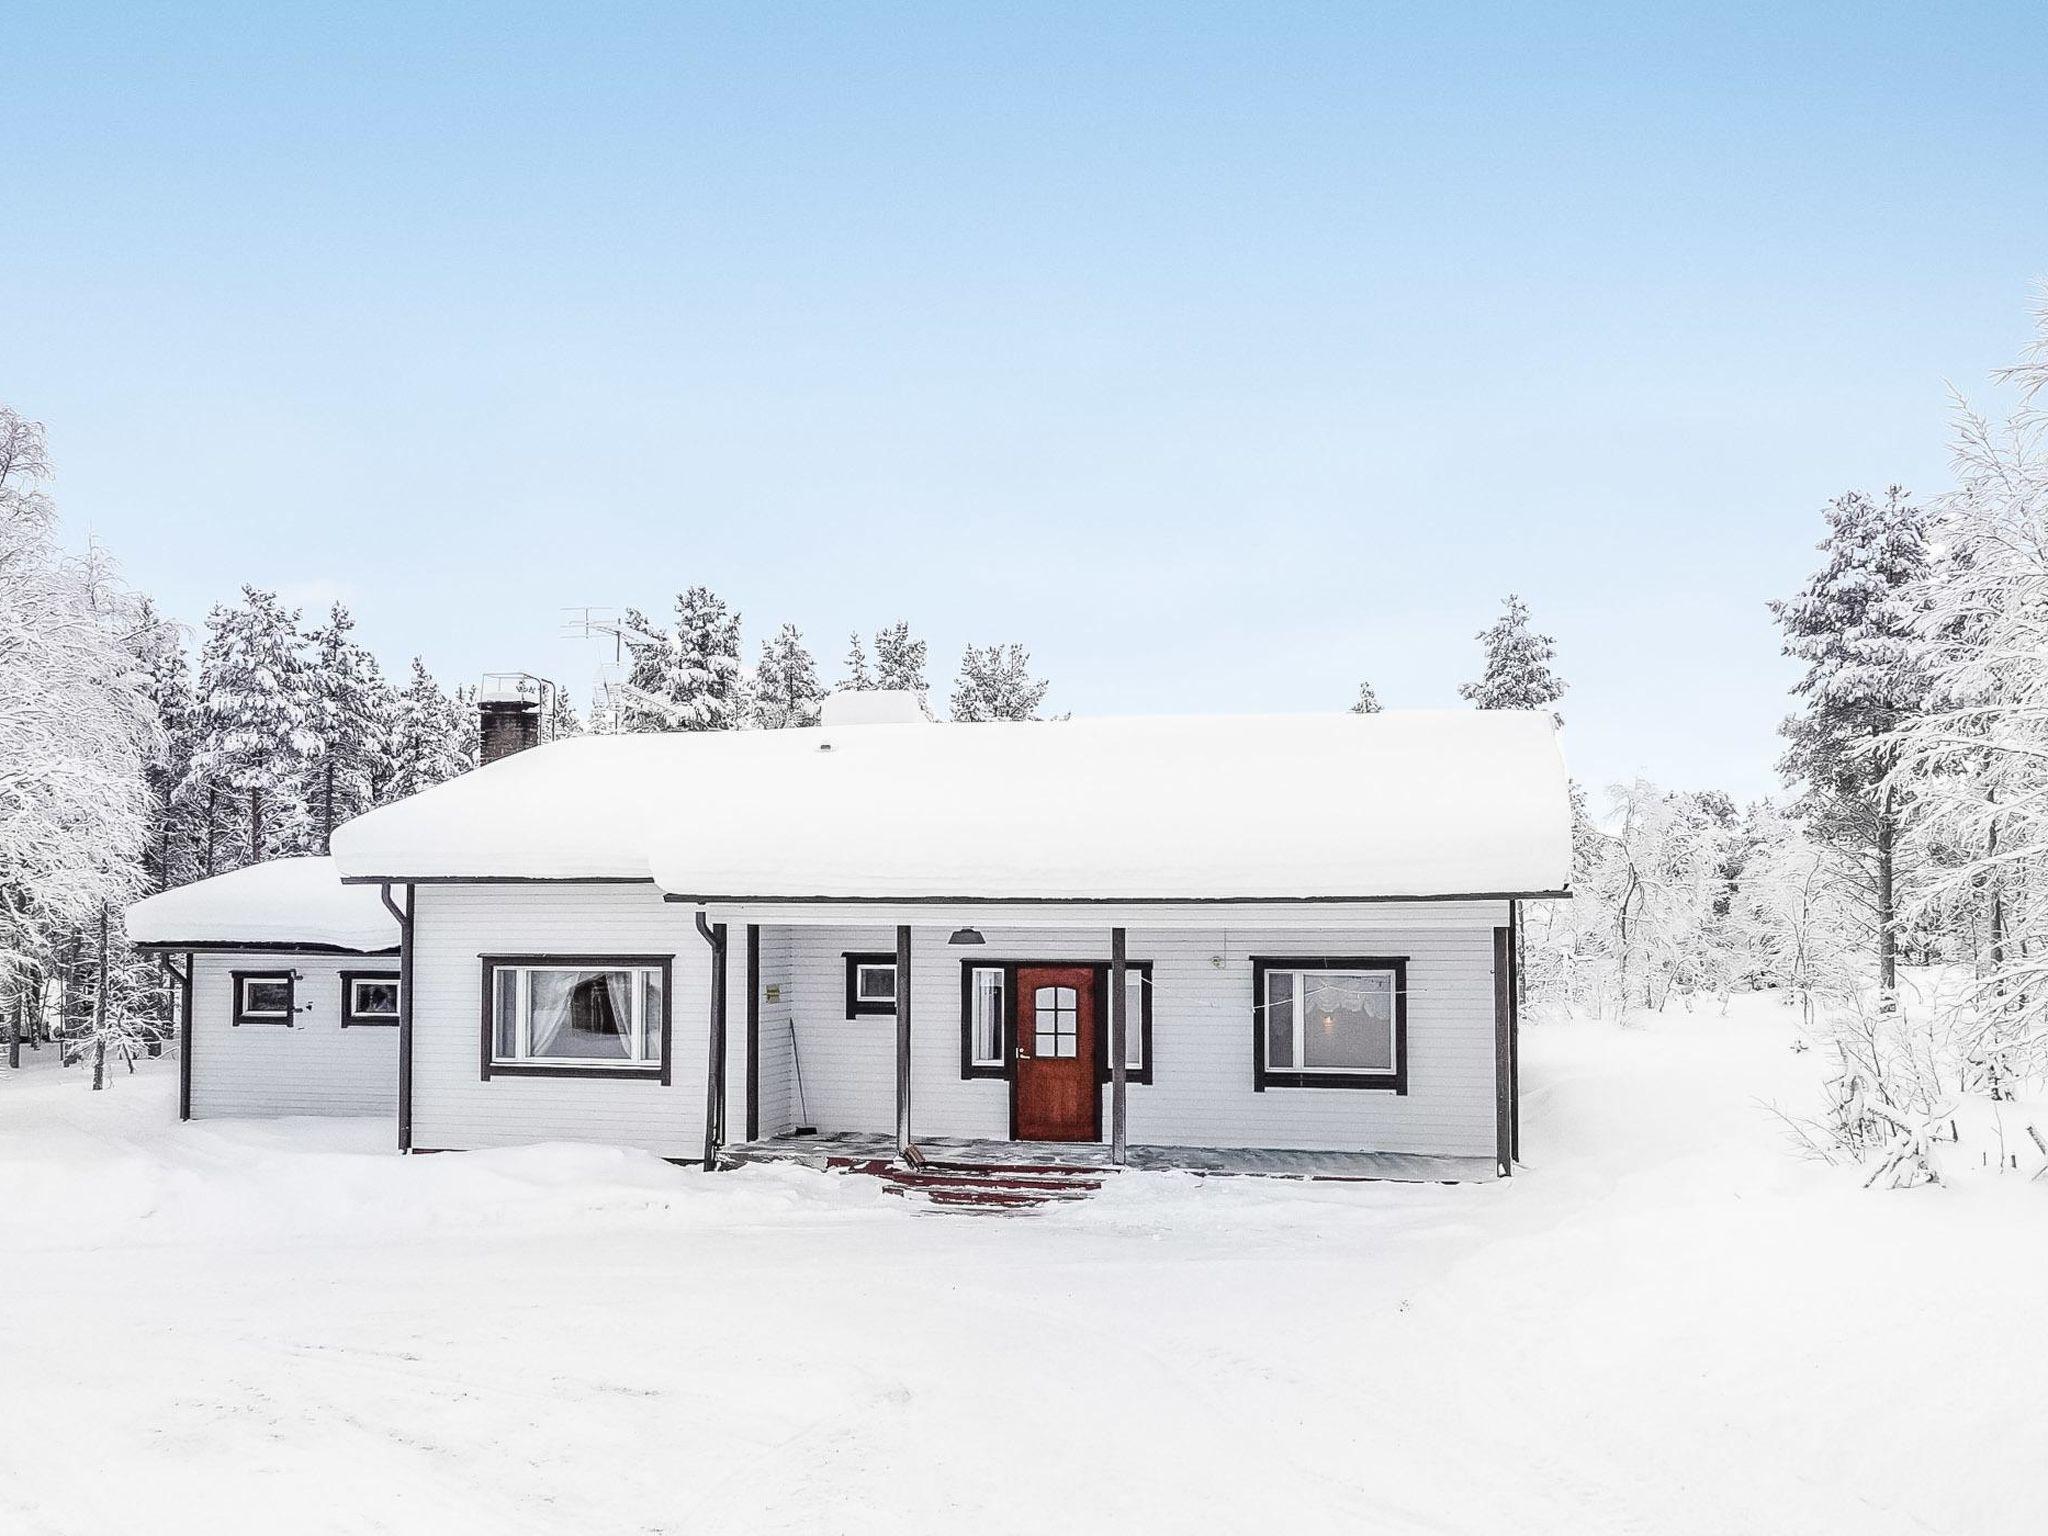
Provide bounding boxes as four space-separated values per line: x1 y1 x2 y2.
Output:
855 963 896 1004
343 975 401 1026
967 966 1005 1069
1255 957 1406 1092
491 963 665 1070
234 972 295 1025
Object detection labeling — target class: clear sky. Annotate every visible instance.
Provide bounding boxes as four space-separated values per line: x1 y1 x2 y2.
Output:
5 2 2044 799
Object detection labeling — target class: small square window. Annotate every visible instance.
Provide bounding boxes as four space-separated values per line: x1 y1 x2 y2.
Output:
233 971 295 1026
845 954 899 1017
341 973 401 1027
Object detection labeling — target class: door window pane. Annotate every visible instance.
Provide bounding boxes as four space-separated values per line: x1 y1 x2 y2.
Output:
1033 985 1079 1059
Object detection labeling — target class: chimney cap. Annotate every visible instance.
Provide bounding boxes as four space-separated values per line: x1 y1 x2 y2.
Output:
480 672 546 707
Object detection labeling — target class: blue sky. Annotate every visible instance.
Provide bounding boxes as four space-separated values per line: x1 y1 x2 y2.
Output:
5 2 2044 798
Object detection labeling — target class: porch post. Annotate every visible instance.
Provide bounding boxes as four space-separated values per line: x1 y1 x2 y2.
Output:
696 912 728 1172
894 924 912 1160
1110 926 1128 1165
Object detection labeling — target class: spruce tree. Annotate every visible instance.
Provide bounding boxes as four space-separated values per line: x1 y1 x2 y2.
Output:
385 658 465 799
544 684 583 742
1459 594 1566 725
842 632 874 690
872 621 930 714
950 643 1050 722
187 588 321 864
753 623 824 728
669 585 746 730
128 597 200 891
1351 680 1382 715
303 604 385 851
617 606 678 733
1770 486 1931 999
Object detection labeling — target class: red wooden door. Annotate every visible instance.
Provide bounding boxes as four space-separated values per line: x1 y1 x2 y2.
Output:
1014 966 1099 1142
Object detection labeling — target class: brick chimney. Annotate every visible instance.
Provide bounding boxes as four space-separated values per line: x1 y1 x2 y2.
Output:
479 674 544 764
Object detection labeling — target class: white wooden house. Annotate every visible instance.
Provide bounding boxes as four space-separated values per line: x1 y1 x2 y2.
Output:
133 697 1571 1179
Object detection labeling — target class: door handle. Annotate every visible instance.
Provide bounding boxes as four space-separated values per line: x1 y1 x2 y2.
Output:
1015 1047 1029 1061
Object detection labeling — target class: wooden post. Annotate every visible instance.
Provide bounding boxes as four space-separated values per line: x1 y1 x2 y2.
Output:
380 884 415 1151
1492 924 1514 1177
697 914 728 1172
894 924 912 1160
745 924 761 1144
92 903 109 1091
1508 899 1522 1163
1110 926 1128 1165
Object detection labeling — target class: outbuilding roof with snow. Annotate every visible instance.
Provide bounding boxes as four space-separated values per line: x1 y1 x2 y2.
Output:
124 857 402 952
329 710 1571 902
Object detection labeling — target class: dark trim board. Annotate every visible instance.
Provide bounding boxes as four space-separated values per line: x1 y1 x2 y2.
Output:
135 941 400 956
956 958 1154 1085
343 875 656 887
164 952 193 1122
230 969 297 1027
1250 955 1409 1094
664 890 1570 906
745 924 761 1144
339 970 402 1028
1492 927 1514 1178
477 953 676 1084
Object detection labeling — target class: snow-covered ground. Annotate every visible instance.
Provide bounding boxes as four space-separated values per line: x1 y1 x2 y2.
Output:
3 994 2043 1536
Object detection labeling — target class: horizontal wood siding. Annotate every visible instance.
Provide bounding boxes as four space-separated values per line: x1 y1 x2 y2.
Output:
755 927 797 1136
189 951 397 1119
410 885 706 1155
785 909 1506 1156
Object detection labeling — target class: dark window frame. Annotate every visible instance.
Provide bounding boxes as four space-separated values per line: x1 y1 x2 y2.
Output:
231 969 296 1027
339 970 402 1028
478 953 675 1083
957 959 1153 1084
1250 955 1408 1094
843 952 898 1017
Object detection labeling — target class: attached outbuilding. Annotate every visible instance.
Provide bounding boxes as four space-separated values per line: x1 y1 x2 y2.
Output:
125 857 403 1120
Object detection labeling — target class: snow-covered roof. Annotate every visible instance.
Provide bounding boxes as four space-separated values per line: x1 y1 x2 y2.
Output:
124 857 402 951
330 711 1572 901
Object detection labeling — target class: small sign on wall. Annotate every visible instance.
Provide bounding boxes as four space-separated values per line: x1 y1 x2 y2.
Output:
764 984 782 1004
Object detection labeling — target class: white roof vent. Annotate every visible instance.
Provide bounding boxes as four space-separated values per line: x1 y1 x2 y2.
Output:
818 688 929 727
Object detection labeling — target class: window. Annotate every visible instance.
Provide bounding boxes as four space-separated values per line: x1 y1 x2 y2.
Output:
1252 956 1407 1093
480 956 671 1081
957 960 1153 1083
844 953 898 1017
340 972 401 1027
965 966 1005 1072
1033 984 1080 1057
232 970 295 1026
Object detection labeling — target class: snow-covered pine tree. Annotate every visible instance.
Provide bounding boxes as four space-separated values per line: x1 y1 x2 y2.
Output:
616 606 678 733
670 585 747 730
544 683 583 742
1459 595 1566 724
451 684 481 770
1770 487 1931 1001
186 588 322 864
128 596 201 893
842 632 874 690
384 658 466 799
753 623 824 728
1351 681 1382 714
303 604 386 852
949 643 1050 722
873 621 931 714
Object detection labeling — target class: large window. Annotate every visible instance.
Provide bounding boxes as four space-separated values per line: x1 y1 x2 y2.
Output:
340 972 401 1028
232 971 296 1026
480 956 671 1081
1252 956 1407 1093
844 953 898 1017
958 960 1152 1082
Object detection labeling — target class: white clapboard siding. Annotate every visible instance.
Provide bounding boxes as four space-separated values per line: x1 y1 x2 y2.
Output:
410 884 714 1157
781 911 1507 1157
405 887 1506 1160
188 950 398 1119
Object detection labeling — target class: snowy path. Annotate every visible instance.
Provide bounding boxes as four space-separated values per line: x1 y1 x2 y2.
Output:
2 1000 2042 1536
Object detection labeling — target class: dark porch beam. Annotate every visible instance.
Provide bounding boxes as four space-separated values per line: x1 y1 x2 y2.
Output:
695 912 728 1172
378 882 415 1152
895 924 912 1160
1110 926 1128 1165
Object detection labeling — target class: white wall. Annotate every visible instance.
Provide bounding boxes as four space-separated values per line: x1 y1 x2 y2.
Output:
782 910 1508 1157
188 950 398 1119
409 884 721 1157
402 888 1507 1160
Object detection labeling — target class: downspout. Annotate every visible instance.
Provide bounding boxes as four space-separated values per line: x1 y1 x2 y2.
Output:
695 911 728 1172
379 882 415 1153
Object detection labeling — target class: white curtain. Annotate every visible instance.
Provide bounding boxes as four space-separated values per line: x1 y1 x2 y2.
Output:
528 972 577 1058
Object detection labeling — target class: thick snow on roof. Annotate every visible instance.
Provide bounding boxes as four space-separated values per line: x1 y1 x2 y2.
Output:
124 857 401 951
332 711 1571 901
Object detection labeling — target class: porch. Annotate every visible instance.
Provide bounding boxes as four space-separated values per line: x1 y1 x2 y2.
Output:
726 1129 1496 1183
